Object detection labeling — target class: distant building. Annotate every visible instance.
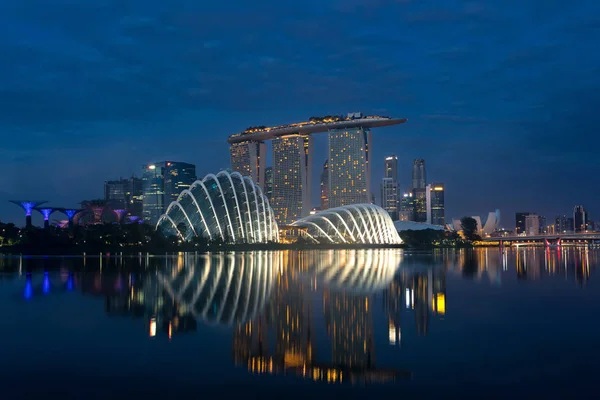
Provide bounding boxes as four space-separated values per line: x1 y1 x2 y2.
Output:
104 176 143 217
142 161 196 225
264 166 273 202
574 205 587 233
399 191 415 221
381 156 399 220
320 160 329 210
425 183 445 226
412 159 426 189
538 216 547 234
412 188 427 223
515 212 532 235
328 127 371 208
555 215 573 233
525 214 540 236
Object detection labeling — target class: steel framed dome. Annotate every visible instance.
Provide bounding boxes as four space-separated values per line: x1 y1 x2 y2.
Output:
291 204 401 245
157 171 279 243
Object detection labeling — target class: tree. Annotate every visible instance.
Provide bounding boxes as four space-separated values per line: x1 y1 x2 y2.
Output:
460 217 481 241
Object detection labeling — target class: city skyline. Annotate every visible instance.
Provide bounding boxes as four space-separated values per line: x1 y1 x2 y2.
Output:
1 1 599 225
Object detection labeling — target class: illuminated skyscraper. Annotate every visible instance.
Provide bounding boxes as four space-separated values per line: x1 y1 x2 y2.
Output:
574 205 587 233
412 159 426 189
142 161 196 225
426 183 445 225
320 160 329 210
399 191 415 221
230 141 267 191
328 127 371 208
104 176 143 217
271 135 313 225
381 155 399 220
413 188 427 223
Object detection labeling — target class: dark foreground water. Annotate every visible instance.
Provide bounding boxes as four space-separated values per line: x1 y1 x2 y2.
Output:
0 248 599 399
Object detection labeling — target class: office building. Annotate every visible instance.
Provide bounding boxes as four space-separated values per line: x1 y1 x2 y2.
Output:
381 155 399 220
412 159 426 189
538 216 547 234
104 176 143 217
426 183 445 226
142 161 196 225
328 126 371 208
525 214 540 236
230 141 267 190
399 191 415 221
413 188 427 223
574 205 587 232
515 212 532 235
271 135 312 225
320 159 329 210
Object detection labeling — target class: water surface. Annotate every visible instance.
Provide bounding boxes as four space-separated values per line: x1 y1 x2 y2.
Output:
0 248 599 398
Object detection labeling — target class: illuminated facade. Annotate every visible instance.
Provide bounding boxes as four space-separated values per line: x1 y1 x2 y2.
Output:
156 171 279 243
381 155 399 220
264 166 273 201
413 188 427 223
425 183 445 226
104 176 143 217
142 161 197 224
271 135 312 225
328 127 371 208
291 204 402 245
230 141 267 191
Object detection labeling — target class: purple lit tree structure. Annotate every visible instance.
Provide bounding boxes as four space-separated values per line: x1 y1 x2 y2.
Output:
9 201 48 228
126 215 143 224
80 200 109 225
113 209 128 224
57 208 84 228
35 207 59 229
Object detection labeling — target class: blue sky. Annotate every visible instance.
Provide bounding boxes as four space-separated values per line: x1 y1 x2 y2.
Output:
0 0 599 227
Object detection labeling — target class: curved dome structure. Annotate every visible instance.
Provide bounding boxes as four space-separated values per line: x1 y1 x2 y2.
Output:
305 249 402 295
157 252 277 326
157 171 279 243
291 204 401 245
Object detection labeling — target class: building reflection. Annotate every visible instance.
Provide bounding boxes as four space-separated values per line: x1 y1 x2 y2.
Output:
232 249 411 384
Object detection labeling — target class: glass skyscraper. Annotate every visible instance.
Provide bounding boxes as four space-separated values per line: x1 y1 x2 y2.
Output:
320 159 329 210
271 135 312 225
426 183 445 226
381 155 399 220
104 176 143 217
328 127 371 208
412 159 426 189
142 161 196 225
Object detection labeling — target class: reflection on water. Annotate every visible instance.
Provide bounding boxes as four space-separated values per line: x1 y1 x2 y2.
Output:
1 247 599 391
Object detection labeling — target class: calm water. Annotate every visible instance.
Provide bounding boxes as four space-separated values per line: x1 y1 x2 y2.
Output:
0 248 599 399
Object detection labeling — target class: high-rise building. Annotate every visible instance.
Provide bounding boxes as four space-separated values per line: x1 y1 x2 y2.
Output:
574 205 587 232
555 215 573 233
328 127 371 208
320 159 329 210
142 161 196 225
230 141 267 190
381 178 399 220
399 191 415 221
264 166 273 202
412 159 426 189
381 155 399 220
538 216 547 234
104 176 143 217
426 183 445 226
413 188 427 223
271 135 313 225
515 212 532 235
525 214 540 236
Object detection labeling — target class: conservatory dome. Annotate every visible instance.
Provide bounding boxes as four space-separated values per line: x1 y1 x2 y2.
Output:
157 171 279 243
291 204 401 245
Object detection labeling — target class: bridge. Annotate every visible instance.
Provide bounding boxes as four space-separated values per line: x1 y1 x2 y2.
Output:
480 233 600 247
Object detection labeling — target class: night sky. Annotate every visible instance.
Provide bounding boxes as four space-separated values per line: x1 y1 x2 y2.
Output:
1 0 599 227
